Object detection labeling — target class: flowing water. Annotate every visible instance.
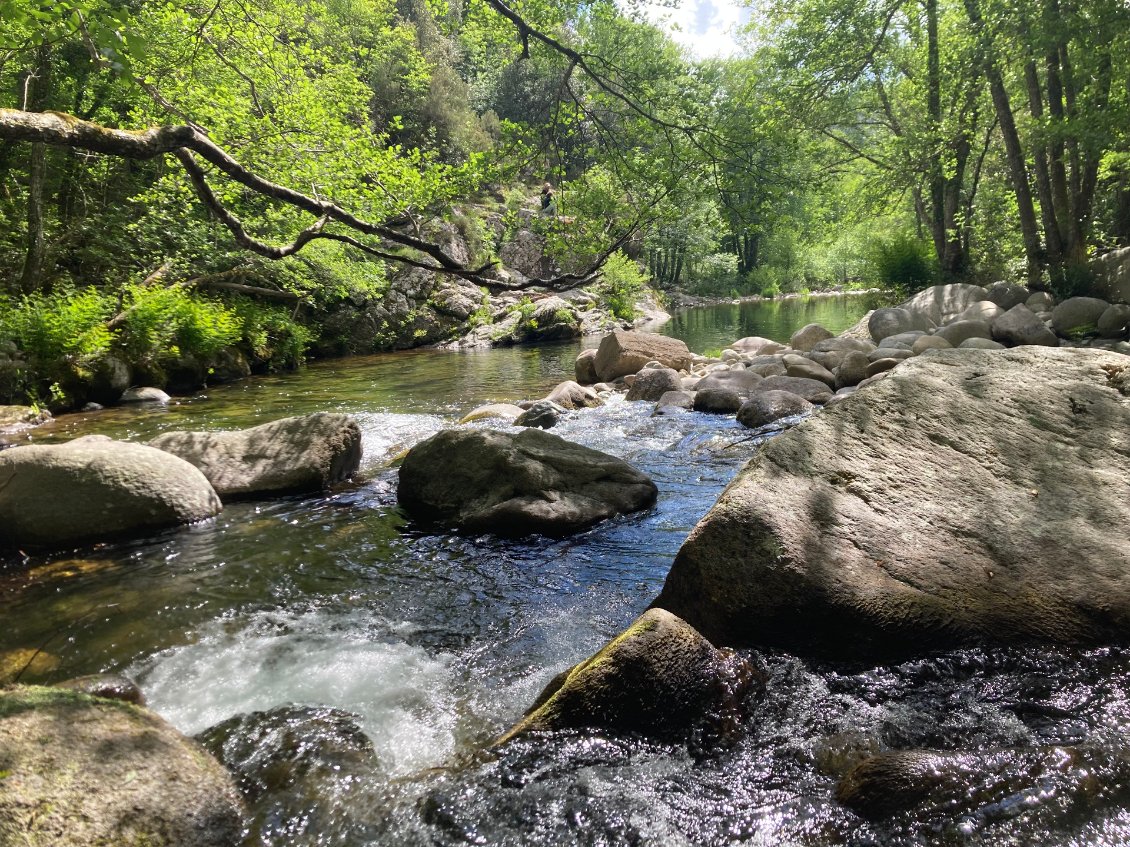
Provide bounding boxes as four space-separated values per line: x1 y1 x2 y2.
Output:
3 294 1130 846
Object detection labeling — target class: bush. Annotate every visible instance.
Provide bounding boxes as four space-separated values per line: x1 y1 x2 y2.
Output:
117 284 242 369
598 251 649 321
867 232 938 294
229 299 312 370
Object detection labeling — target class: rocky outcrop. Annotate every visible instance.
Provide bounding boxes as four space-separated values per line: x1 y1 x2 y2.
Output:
654 347 1130 658
496 608 756 744
0 439 221 549
397 427 658 536
0 685 244 846
594 331 691 382
149 413 362 500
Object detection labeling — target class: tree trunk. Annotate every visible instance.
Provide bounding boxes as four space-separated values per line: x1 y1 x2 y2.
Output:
1024 60 1064 268
963 0 1043 284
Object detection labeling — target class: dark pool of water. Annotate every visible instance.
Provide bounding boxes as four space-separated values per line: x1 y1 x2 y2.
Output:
3 297 1128 846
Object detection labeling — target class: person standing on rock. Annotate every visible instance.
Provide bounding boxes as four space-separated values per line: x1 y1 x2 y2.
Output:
539 181 557 217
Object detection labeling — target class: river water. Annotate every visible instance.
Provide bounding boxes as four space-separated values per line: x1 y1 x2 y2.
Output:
3 294 1130 846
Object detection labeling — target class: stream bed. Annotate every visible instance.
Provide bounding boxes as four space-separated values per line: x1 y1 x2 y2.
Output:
3 294 1130 845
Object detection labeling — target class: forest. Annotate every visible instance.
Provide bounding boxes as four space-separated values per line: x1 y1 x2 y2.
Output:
0 0 1128 407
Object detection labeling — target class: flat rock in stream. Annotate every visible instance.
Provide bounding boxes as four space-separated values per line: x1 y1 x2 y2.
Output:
149 412 362 500
0 685 244 847
654 347 1130 658
397 427 657 536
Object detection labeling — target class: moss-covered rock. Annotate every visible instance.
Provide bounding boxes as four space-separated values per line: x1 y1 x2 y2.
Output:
0 685 244 846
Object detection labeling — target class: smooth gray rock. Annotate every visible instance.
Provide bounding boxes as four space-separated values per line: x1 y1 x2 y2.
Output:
149 413 362 501
959 337 1005 349
625 367 684 402
121 386 171 404
835 351 870 389
865 358 901 377
869 308 933 343
1052 297 1111 337
1026 291 1056 311
654 347 1130 658
575 348 599 384
730 336 785 355
0 686 244 847
953 300 1005 324
784 357 836 388
901 283 990 324
397 427 657 536
654 390 695 412
984 282 1029 311
736 391 815 429
868 348 914 362
991 304 1059 347
693 369 764 398
757 375 833 405
790 323 834 352
911 335 952 355
812 336 876 355
546 380 603 409
935 319 993 347
693 387 743 413
594 330 691 382
496 609 755 744
1098 304 1130 338
0 440 221 549
459 403 526 424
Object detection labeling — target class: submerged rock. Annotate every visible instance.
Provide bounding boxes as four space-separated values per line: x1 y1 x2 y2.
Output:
514 400 567 429
459 403 526 424
0 685 244 846
0 439 221 549
625 367 683 402
546 380 603 409
497 608 756 744
654 347 1130 658
398 427 657 536
53 673 145 705
149 412 362 500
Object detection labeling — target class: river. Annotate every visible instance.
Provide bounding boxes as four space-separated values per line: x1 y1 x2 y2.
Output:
3 293 1129 846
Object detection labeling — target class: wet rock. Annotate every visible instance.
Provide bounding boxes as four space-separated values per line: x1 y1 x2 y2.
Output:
207 347 253 383
84 354 132 405
575 348 599 384
625 367 683 402
757 375 833 405
693 387 743 414
654 347 1130 658
514 400 567 429
790 323 834 352
837 750 977 819
1052 297 1110 337
693 368 764 398
0 405 49 434
991 304 1059 347
0 685 244 846
149 413 362 501
546 380 603 409
0 440 221 549
398 427 657 536
120 386 171 404
459 403 526 424
196 705 381 841
736 391 814 429
654 390 695 412
594 331 691 382
496 608 756 743
53 673 146 705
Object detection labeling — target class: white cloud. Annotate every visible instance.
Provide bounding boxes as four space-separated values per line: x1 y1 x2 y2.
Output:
641 0 753 59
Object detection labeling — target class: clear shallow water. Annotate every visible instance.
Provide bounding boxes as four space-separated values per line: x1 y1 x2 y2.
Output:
3 297 1130 845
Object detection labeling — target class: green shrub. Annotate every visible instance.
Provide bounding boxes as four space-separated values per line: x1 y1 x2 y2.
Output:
867 232 938 294
598 251 648 321
229 298 312 370
117 284 241 368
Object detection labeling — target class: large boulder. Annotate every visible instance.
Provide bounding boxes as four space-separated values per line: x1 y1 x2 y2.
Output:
594 331 691 382
693 369 764 398
546 380 603 409
1098 303 1130 339
397 427 657 536
991 304 1059 347
654 347 1130 658
901 283 990 324
934 319 992 348
984 282 1029 311
625 367 683 402
868 308 933 344
757 375 833 405
574 348 599 384
149 413 362 501
0 686 244 846
0 440 221 549
496 608 756 744
1051 296 1111 337
790 323 834 352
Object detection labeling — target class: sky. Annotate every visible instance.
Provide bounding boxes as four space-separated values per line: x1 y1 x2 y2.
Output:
641 0 755 59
